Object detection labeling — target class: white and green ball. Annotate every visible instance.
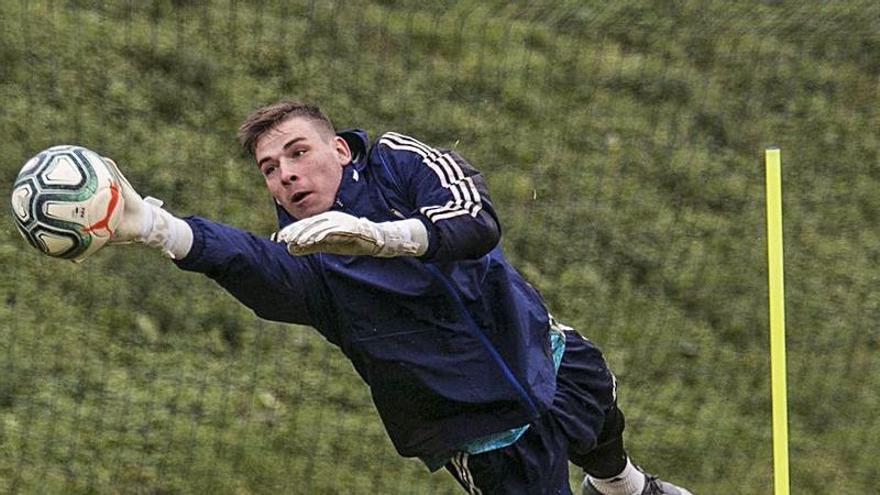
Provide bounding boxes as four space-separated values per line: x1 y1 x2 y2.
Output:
10 145 125 262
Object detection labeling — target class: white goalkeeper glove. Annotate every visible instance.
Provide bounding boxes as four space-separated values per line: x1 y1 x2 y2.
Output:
103 158 193 259
277 211 428 258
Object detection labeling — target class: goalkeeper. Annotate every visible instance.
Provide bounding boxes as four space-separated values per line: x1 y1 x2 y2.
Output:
107 100 693 495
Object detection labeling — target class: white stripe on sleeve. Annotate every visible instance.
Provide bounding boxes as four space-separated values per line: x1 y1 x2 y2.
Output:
379 132 483 221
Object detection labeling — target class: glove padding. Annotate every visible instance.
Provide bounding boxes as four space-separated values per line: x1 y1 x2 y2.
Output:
102 157 192 259
102 157 153 244
278 211 426 258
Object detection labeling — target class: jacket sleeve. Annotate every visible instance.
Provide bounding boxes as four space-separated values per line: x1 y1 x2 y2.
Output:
374 132 501 262
173 216 327 326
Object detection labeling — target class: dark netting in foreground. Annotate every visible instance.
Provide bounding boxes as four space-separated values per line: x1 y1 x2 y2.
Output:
0 1 878 493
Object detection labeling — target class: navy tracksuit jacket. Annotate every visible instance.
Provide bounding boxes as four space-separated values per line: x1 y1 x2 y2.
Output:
175 130 557 462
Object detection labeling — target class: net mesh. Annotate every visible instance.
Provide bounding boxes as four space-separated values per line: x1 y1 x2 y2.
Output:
1 1 878 493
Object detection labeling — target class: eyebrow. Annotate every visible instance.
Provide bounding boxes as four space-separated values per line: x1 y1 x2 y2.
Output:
257 137 307 168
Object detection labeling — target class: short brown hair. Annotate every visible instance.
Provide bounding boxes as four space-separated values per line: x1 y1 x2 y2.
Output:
237 100 335 157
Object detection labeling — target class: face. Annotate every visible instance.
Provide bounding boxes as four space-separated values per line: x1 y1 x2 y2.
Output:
255 117 351 220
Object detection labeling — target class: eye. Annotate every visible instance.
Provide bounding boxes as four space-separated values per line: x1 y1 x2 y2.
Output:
291 149 306 158
262 165 277 177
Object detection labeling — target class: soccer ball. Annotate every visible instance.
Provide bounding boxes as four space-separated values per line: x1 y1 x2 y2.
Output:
10 145 125 262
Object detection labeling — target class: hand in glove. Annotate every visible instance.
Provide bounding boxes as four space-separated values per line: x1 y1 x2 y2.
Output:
277 211 427 258
103 157 192 258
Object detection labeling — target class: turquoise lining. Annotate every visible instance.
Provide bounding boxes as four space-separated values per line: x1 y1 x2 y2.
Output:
420 318 567 470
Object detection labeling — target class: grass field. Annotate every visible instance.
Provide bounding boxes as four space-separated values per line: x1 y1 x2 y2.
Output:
1 1 879 493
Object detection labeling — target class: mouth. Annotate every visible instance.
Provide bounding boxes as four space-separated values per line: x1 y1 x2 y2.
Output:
290 191 311 204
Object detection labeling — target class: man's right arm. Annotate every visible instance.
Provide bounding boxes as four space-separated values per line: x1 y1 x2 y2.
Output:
173 216 325 327
101 157 323 326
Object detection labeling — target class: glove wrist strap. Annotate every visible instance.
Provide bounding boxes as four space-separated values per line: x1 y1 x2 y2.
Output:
375 218 428 257
140 197 193 260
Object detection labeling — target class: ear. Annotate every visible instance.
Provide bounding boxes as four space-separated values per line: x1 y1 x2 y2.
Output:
333 135 352 166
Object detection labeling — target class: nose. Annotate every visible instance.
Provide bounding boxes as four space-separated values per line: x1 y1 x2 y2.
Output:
279 160 298 185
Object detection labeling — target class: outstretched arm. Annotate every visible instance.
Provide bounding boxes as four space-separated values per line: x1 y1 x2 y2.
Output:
105 158 325 326
174 216 326 326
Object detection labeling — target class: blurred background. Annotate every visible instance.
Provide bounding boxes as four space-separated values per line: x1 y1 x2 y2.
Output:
1 1 878 493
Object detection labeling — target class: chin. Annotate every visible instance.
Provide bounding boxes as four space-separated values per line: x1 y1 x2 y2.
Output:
294 207 326 220
286 199 332 220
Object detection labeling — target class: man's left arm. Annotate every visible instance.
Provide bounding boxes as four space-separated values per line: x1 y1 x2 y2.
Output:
280 132 501 262
375 131 501 262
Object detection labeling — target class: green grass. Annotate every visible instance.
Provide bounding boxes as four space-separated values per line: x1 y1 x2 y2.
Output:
1 0 879 493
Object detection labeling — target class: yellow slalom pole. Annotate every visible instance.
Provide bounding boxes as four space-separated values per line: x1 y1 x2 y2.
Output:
765 147 790 495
